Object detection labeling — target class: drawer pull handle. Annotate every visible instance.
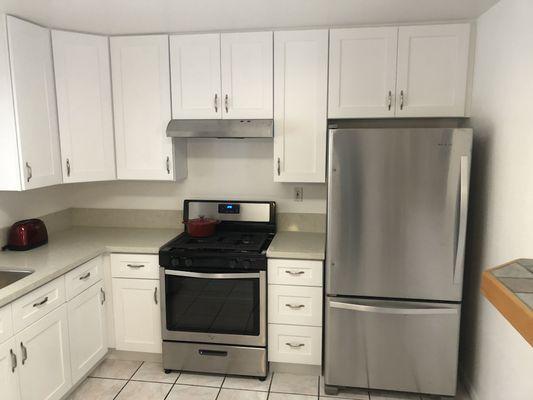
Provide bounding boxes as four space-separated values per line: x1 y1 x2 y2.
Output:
100 288 106 305
154 287 158 305
285 342 305 348
79 272 91 280
20 342 27 365
10 349 17 373
285 270 305 276
285 303 305 309
199 349 228 357
33 296 48 308
127 264 145 268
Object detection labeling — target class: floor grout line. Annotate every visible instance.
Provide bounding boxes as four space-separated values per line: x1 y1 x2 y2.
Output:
112 360 145 400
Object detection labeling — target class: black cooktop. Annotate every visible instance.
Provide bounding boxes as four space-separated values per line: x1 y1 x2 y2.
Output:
168 231 272 253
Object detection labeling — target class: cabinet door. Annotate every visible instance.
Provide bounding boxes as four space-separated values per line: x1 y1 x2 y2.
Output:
112 278 161 353
111 35 177 181
6 16 62 190
0 338 21 400
68 282 107 383
274 30 328 183
221 31 273 119
52 30 116 183
328 27 398 118
17 304 71 400
396 24 470 117
170 33 221 119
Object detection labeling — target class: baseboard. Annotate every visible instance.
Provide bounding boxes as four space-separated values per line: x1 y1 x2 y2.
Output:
269 362 322 375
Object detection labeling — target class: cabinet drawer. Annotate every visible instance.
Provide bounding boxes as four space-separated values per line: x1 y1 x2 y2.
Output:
268 285 322 327
0 303 13 343
12 276 66 333
268 324 322 365
65 256 103 300
268 259 323 286
111 253 159 279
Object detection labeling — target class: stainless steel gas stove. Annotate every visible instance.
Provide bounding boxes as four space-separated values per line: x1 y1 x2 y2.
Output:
159 200 276 378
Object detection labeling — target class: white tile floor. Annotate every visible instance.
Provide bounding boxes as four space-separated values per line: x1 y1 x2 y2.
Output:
69 356 471 400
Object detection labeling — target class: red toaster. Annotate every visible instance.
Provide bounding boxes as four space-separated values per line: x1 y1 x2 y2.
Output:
3 219 48 251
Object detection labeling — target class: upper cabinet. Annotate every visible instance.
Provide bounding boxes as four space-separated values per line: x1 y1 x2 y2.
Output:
274 30 328 183
0 16 62 191
170 31 273 120
329 27 398 118
52 30 116 183
110 35 186 181
329 23 471 118
396 24 471 117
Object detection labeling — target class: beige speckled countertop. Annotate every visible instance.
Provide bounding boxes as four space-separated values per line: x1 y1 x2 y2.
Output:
0 226 179 308
267 231 326 260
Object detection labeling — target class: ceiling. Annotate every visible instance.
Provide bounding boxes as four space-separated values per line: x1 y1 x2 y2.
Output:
0 0 499 35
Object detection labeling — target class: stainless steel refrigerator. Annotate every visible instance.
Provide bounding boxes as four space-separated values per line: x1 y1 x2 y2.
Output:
324 128 473 397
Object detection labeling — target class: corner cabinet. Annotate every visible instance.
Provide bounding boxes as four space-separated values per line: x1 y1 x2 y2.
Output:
273 30 328 183
52 30 116 183
0 15 62 191
110 35 186 181
328 23 471 118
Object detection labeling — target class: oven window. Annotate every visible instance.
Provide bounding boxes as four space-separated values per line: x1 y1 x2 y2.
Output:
165 274 260 336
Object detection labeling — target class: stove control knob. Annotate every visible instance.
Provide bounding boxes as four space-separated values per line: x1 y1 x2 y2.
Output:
184 258 193 267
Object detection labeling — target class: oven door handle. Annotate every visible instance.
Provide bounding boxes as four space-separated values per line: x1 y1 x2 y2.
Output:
164 270 261 279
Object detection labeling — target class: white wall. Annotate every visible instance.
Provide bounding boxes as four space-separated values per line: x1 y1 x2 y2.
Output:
462 0 533 399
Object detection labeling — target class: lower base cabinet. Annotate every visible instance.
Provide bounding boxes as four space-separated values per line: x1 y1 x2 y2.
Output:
18 304 72 400
68 282 107 383
112 278 161 353
0 337 21 400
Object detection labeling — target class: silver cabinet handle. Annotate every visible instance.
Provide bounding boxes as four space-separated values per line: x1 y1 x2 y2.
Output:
26 162 32 182
20 342 27 365
100 288 106 305
285 270 305 276
400 90 405 110
33 296 48 308
277 157 281 176
387 90 392 111
285 342 305 348
10 349 17 373
79 272 91 280
154 287 158 305
285 303 305 309
214 93 218 112
127 264 145 268
330 301 458 315
224 94 229 113
454 156 470 284
166 156 171 174
66 158 71 177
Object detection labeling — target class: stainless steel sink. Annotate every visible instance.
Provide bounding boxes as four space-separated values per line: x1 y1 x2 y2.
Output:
0 269 34 290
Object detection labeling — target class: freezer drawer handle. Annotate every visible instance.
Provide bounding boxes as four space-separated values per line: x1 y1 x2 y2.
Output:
285 303 305 309
285 270 305 276
453 156 470 284
285 342 305 348
330 301 458 315
198 349 228 357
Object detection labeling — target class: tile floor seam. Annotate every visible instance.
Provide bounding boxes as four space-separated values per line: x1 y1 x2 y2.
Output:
266 372 275 399
112 360 144 400
215 374 227 400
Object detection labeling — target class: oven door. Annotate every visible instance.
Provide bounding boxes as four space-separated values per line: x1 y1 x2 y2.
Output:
161 268 266 347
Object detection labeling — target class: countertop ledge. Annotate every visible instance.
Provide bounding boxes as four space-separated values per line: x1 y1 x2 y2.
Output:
266 231 326 261
0 226 180 308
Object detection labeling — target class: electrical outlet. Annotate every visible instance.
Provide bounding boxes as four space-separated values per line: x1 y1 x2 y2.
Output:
294 187 304 202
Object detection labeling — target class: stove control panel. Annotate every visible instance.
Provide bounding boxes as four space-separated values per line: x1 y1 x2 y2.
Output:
218 203 240 214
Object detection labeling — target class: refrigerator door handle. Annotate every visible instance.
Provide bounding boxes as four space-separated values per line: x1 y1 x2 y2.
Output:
453 156 470 284
329 301 458 315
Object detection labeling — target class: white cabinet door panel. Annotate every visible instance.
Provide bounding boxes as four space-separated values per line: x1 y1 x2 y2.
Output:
329 27 398 118
6 16 62 189
268 324 322 365
396 24 470 117
170 33 221 119
0 337 21 400
221 31 273 119
274 29 328 183
111 35 178 181
52 30 116 183
268 284 323 327
0 303 14 344
17 304 71 400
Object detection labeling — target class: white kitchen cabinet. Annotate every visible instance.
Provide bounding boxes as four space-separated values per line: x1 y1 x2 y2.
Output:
273 30 328 183
170 33 221 119
112 278 161 353
0 15 62 191
17 304 71 400
396 24 471 117
221 31 273 119
110 35 186 181
0 303 14 344
52 30 116 183
0 337 21 400
68 282 107 383
329 27 398 118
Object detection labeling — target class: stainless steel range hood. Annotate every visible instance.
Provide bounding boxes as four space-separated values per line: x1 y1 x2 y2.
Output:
166 119 273 139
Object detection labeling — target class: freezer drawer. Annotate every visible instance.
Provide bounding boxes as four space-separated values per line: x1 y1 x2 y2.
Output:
324 297 460 396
